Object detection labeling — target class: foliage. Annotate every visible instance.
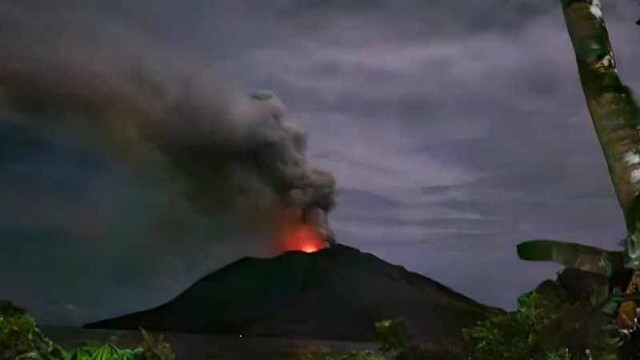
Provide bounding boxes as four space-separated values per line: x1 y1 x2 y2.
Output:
297 323 401 360
374 319 408 353
0 300 184 360
373 318 467 360
0 300 66 360
64 343 142 360
517 239 622 277
545 348 571 360
462 291 567 360
138 328 175 360
62 329 178 360
296 349 384 360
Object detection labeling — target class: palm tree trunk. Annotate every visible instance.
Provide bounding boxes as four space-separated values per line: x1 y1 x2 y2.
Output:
561 0 640 334
560 0 640 269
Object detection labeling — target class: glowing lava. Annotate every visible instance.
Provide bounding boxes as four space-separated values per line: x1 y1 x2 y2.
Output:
281 225 326 253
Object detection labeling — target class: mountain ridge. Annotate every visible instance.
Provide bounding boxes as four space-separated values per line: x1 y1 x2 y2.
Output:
86 244 499 343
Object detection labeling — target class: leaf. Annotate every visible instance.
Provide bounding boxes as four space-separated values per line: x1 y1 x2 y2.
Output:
600 298 620 315
517 239 623 275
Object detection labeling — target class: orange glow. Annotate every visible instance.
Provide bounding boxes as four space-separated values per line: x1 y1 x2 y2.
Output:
300 243 321 253
281 225 326 253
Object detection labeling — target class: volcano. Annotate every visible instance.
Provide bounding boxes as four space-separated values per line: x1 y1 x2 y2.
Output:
85 244 498 344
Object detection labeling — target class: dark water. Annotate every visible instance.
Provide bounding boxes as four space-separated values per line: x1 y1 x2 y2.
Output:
41 327 380 360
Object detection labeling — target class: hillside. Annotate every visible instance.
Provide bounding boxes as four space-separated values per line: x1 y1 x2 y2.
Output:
86 244 498 344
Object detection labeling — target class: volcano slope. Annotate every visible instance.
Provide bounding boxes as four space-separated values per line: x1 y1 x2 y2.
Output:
86 244 498 344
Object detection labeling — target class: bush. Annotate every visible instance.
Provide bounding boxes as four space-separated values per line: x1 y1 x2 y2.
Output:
65 343 142 360
462 291 567 360
0 300 182 360
374 319 408 353
62 329 177 360
138 328 176 360
374 318 467 360
297 350 384 360
0 300 66 360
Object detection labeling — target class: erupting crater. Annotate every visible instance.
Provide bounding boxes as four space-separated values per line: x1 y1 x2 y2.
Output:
281 225 327 253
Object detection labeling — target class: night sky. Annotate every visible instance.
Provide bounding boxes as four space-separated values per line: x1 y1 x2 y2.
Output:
1 0 639 325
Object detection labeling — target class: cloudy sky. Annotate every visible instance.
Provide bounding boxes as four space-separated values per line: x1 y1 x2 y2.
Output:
1 0 639 325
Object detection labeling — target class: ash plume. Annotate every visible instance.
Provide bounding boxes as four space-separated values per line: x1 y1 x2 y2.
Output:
0 30 337 249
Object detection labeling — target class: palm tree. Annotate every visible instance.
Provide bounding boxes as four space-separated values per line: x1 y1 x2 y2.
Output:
517 0 640 332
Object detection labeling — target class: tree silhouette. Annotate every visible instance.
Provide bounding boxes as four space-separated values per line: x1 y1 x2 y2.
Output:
517 0 640 350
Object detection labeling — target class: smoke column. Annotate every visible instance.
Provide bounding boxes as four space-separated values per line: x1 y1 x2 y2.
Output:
0 4 337 252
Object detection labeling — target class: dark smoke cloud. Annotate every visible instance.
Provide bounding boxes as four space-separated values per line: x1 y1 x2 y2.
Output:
0 31 336 236
2 62 332 202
